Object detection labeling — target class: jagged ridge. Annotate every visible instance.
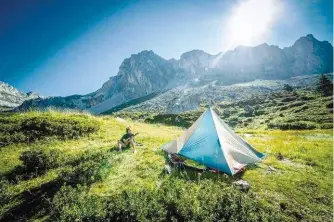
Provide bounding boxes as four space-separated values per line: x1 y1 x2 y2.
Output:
17 34 333 113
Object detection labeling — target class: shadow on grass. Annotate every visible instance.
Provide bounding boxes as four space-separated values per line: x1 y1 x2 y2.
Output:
109 144 134 153
1 178 62 221
162 156 261 184
1 166 43 184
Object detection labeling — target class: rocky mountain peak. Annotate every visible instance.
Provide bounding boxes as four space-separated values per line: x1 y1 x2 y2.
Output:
179 50 213 74
118 50 164 73
0 82 40 110
15 34 333 114
26 91 41 99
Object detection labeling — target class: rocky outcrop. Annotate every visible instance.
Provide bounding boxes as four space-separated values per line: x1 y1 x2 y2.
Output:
283 34 333 76
0 82 40 111
178 50 214 75
88 50 178 113
213 34 333 83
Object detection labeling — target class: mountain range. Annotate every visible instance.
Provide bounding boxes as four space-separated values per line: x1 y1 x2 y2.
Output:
6 34 334 113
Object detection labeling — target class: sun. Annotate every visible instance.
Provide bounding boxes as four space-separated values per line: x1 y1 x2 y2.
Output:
224 0 282 50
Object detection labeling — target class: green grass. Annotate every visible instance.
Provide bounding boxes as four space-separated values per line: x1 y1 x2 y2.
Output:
0 110 332 221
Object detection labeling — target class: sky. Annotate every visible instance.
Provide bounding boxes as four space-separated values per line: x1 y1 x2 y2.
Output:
0 0 333 96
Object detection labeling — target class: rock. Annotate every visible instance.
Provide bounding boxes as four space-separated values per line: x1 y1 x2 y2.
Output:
115 117 126 123
164 164 173 174
244 105 254 114
267 166 277 174
233 180 250 192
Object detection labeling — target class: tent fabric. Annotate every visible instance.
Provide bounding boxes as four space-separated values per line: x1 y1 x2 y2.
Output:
161 108 264 175
161 110 206 153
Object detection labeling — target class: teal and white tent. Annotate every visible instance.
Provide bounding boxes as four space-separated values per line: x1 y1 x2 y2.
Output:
162 108 264 175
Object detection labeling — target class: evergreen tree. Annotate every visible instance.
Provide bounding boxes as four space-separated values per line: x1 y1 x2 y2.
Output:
317 74 333 96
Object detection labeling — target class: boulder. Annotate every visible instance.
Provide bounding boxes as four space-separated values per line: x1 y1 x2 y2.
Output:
244 105 254 114
233 180 250 192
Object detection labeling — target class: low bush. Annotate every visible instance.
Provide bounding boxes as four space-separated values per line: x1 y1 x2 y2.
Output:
0 179 11 206
268 121 317 130
19 148 61 175
52 179 283 221
52 185 107 221
294 105 309 113
281 96 297 102
279 101 305 111
254 110 266 116
60 152 113 185
145 111 202 128
325 101 333 109
319 123 333 129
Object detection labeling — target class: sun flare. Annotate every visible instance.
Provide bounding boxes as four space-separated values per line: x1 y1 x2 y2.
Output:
224 0 282 50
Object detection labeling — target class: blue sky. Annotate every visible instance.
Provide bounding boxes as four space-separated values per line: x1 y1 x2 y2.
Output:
0 0 333 96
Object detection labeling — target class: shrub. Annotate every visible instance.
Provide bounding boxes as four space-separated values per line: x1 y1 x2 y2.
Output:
319 123 333 129
281 96 296 102
144 111 203 128
52 185 107 221
279 101 305 111
51 179 283 221
19 148 61 175
268 121 317 130
254 110 266 116
316 74 333 96
61 151 115 185
325 100 333 109
0 179 11 205
294 105 309 113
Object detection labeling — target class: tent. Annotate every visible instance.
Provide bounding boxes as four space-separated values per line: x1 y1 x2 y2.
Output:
161 108 264 175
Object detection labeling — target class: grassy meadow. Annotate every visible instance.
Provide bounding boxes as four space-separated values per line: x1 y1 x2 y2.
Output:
0 108 332 221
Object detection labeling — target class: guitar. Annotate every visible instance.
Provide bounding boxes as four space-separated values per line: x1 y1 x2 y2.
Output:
123 133 139 143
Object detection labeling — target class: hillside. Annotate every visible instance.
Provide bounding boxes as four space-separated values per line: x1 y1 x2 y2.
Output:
17 34 333 113
0 110 332 221
112 87 333 131
111 74 332 113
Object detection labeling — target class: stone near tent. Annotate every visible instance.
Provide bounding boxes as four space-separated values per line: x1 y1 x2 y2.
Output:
233 180 250 192
164 164 173 174
267 165 277 174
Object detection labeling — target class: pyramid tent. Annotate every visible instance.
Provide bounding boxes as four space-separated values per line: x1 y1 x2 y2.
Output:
162 108 264 175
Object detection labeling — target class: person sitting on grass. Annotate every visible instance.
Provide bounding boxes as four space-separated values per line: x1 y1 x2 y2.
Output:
118 127 138 153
